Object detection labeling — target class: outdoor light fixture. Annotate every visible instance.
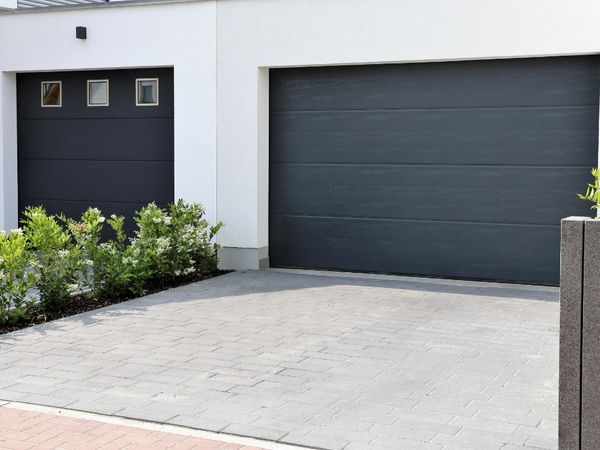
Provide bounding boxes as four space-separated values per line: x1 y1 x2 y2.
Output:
76 26 87 40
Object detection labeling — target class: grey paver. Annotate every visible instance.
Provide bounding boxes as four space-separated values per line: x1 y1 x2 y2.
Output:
0 270 559 449
223 423 289 441
280 431 350 450
167 414 231 432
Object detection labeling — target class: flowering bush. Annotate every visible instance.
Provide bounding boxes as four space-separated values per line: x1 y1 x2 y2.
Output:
87 213 154 299
132 201 223 281
1 201 222 321
85 201 222 298
170 200 223 274
0 229 37 324
21 206 84 310
63 207 105 289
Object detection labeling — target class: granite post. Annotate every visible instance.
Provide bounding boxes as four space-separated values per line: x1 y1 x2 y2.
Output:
581 218 600 448
559 217 585 450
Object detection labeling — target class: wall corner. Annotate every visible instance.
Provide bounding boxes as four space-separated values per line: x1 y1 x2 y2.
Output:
0 72 18 231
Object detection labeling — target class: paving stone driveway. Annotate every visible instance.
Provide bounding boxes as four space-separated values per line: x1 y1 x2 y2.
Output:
0 270 559 450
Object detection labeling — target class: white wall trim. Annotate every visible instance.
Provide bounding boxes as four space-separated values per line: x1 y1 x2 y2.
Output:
0 72 17 231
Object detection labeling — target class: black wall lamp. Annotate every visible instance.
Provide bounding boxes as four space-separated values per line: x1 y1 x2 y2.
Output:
76 26 87 40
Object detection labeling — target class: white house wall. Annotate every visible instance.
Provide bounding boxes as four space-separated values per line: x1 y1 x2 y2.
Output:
216 0 600 268
0 0 217 229
2 0 600 270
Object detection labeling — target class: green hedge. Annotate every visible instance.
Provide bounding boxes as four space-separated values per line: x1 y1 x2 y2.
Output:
0 200 222 324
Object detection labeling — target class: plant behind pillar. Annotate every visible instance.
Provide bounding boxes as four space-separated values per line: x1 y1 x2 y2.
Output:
578 168 600 212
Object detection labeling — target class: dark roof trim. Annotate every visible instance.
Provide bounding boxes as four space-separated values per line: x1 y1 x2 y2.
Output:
0 0 201 14
17 0 104 9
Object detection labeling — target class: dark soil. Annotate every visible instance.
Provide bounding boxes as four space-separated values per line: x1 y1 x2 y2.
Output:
0 270 231 335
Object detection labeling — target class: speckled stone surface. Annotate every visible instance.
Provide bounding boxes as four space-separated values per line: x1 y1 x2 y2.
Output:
582 219 600 449
559 217 585 450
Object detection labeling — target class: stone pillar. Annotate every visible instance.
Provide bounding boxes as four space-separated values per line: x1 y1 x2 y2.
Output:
559 217 585 450
581 219 600 448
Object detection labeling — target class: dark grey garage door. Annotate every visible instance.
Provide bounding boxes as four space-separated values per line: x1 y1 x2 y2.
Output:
17 68 173 228
269 56 599 285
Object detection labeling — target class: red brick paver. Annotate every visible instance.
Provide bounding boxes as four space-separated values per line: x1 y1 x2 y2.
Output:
0 407 266 450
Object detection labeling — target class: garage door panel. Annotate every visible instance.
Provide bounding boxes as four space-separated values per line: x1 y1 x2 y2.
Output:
270 165 591 225
18 68 174 228
269 215 559 284
270 107 597 166
271 57 599 112
18 118 174 161
18 160 174 205
270 57 599 285
17 68 174 120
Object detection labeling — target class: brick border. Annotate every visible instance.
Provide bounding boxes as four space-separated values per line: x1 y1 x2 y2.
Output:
0 402 308 450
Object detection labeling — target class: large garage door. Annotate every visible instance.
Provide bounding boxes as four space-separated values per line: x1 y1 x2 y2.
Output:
17 68 173 228
269 56 599 285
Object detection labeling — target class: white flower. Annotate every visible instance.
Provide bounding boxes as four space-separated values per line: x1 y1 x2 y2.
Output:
98 216 106 223
58 250 69 258
164 216 172 225
10 228 23 236
155 236 171 254
122 256 138 266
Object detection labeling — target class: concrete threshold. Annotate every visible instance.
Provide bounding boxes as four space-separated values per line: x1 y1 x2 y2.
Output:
269 267 559 294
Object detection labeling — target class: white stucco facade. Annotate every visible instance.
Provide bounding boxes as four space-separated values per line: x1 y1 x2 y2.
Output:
0 0 217 229
2 0 600 269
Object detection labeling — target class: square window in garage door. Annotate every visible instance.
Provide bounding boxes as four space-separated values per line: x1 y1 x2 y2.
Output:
41 81 61 107
87 80 109 107
136 78 159 106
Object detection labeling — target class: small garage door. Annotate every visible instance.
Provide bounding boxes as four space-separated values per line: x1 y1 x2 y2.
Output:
17 68 174 228
269 56 599 285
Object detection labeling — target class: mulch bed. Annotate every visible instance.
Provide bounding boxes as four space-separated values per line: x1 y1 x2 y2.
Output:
0 270 231 336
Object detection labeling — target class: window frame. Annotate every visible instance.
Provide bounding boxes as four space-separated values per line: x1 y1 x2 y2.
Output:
40 80 62 108
135 78 159 106
87 79 110 107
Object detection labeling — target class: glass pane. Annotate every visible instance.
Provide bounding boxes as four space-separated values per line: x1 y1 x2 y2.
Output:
88 81 108 105
42 82 61 106
137 80 157 104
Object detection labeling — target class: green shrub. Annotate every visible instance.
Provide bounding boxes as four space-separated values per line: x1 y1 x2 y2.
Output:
130 202 170 280
132 201 223 281
21 206 83 309
578 168 600 211
88 214 154 299
170 200 223 274
0 229 37 324
63 207 105 289
10 200 222 310
83 200 222 299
